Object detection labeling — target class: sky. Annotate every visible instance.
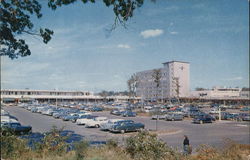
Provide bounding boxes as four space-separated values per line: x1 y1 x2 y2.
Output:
1 0 249 92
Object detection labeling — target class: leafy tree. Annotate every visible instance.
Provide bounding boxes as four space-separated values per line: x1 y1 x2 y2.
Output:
152 69 162 131
173 77 180 97
152 69 162 102
0 0 54 59
1 0 145 59
127 74 138 99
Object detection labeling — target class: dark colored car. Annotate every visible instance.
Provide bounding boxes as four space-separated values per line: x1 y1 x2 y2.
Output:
90 107 104 112
194 112 216 121
215 112 230 120
110 120 144 133
122 111 136 117
1 122 32 135
193 116 213 124
225 113 240 120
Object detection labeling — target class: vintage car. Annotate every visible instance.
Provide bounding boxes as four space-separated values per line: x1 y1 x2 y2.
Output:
100 119 124 131
122 111 136 117
1 122 32 135
89 107 104 112
110 120 144 133
193 115 213 124
110 109 124 116
165 114 184 121
76 115 98 125
85 117 108 128
241 113 250 121
151 114 167 120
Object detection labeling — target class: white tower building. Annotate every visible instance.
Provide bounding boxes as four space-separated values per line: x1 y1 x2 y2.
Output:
135 61 190 101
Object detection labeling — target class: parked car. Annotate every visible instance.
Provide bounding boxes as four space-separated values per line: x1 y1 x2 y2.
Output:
241 113 250 121
151 114 167 120
110 109 123 116
165 114 183 121
1 115 19 123
1 122 32 135
240 107 250 112
85 117 109 128
225 113 240 120
99 119 124 131
122 111 136 117
76 115 98 125
90 107 104 112
110 120 144 133
193 115 213 124
209 108 220 114
63 113 79 121
215 112 230 120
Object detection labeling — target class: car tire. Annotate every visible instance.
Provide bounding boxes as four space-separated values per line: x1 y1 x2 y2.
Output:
120 130 125 134
199 120 203 124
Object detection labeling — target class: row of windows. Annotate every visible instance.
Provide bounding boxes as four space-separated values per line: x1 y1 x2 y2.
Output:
1 91 90 96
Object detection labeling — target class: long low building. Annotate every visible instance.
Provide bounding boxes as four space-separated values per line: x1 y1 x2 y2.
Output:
0 89 100 103
191 87 249 99
0 89 140 103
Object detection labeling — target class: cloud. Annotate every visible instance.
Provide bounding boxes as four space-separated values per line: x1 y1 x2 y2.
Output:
224 77 243 81
117 44 131 49
170 31 178 35
140 29 164 38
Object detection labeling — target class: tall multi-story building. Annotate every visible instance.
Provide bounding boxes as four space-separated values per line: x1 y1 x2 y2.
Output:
135 61 190 101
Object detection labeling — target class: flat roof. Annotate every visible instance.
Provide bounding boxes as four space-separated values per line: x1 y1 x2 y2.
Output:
162 61 189 64
1 89 90 93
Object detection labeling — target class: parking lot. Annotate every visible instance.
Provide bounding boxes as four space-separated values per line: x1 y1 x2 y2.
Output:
3 105 249 151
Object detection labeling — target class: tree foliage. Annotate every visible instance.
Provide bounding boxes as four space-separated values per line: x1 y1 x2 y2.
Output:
127 74 138 98
125 131 181 160
152 69 161 88
0 0 53 59
0 0 145 59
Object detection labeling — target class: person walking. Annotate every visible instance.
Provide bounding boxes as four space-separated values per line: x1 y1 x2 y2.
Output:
183 135 191 155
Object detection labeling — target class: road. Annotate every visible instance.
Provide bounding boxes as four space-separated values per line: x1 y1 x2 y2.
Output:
3 106 250 151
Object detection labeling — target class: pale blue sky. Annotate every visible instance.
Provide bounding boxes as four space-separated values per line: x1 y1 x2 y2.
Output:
1 0 249 92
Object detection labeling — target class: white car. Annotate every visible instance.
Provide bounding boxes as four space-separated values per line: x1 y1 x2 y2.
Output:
76 115 97 125
100 119 124 131
85 117 108 128
1 115 19 123
209 109 219 114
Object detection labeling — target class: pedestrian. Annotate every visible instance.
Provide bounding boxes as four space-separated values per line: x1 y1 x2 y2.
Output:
183 135 191 155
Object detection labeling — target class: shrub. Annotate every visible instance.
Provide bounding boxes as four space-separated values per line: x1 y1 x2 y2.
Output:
33 126 69 157
194 139 250 160
84 145 132 160
106 138 118 148
125 131 181 160
0 133 31 159
73 140 89 160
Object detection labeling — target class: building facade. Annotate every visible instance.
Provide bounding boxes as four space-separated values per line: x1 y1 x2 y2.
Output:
135 61 190 101
190 87 248 99
0 89 98 103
